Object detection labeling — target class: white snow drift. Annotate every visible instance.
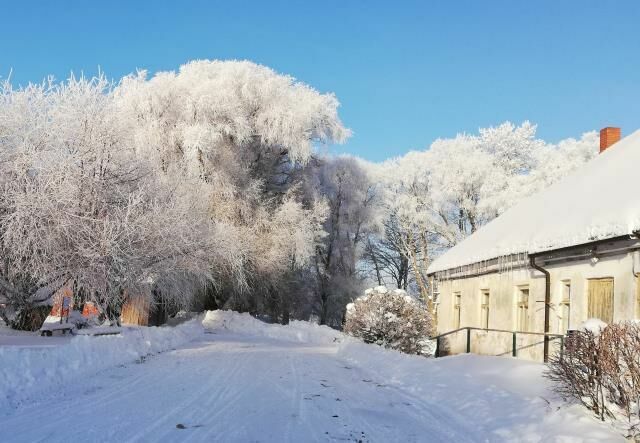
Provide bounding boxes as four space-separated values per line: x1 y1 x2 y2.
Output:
0 311 623 442
0 318 204 411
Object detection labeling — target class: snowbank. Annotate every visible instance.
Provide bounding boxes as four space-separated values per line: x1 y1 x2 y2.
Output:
1 311 338 414
203 310 341 345
0 317 204 413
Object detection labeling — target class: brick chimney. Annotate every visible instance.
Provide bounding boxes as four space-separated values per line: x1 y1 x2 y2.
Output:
600 127 621 153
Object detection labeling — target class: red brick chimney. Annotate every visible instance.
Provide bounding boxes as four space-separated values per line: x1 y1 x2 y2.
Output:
600 127 621 153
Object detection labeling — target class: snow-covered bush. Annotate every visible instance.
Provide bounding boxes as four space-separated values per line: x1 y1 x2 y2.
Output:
343 286 433 355
545 320 640 438
9 305 50 331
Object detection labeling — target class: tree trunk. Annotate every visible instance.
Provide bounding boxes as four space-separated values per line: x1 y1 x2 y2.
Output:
367 239 383 286
281 307 290 325
406 231 431 309
319 290 329 325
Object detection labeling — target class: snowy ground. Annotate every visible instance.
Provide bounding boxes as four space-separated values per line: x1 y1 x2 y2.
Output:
0 312 623 442
0 323 71 347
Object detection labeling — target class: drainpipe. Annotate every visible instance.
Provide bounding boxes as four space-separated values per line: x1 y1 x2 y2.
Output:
529 255 551 363
632 231 640 278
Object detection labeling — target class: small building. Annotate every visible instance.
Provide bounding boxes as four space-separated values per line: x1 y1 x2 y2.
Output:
427 127 640 361
120 291 174 327
120 294 152 326
48 280 75 318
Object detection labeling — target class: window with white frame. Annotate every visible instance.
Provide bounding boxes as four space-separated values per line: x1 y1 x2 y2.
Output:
453 292 461 329
480 290 490 329
558 281 571 333
516 286 529 331
431 279 440 305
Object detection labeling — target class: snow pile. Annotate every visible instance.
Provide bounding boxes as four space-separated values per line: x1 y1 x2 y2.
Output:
0 317 204 412
203 310 341 345
337 344 618 441
579 318 608 335
428 129 640 273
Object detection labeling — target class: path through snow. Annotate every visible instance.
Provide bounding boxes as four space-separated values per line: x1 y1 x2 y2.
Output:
1 334 476 442
0 312 623 442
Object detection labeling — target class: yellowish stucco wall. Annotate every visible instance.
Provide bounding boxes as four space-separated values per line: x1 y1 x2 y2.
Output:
435 251 637 361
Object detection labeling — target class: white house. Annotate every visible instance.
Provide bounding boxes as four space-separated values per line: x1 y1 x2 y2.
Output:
427 127 640 361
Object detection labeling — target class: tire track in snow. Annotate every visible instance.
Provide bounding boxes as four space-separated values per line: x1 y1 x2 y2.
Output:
1 333 484 442
131 341 250 442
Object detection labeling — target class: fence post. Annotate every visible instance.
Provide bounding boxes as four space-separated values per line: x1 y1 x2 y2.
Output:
512 332 517 357
435 336 440 358
466 328 471 353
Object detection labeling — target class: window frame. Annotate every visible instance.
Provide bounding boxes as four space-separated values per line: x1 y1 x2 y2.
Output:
587 277 614 324
480 289 490 329
558 280 571 333
515 285 530 332
453 291 462 329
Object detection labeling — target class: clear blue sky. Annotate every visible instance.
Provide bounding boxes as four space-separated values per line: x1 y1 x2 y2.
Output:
2 0 639 161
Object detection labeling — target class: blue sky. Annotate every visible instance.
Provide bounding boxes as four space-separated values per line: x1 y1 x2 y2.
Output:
1 1 639 161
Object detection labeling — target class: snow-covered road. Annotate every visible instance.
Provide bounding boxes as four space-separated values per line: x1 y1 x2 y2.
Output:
0 312 624 442
1 333 474 442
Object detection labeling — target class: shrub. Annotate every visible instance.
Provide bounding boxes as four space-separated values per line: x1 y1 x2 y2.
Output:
545 320 640 438
343 286 433 355
10 305 51 331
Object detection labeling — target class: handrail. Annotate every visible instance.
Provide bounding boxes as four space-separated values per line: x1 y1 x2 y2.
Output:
430 326 564 340
430 326 565 359
429 327 469 340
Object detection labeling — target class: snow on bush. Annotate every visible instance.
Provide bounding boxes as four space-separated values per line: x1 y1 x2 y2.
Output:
343 286 433 356
545 320 640 438
578 318 608 335
0 317 204 413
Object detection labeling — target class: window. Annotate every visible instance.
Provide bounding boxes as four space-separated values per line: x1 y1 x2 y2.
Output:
431 279 440 305
558 281 571 333
588 278 614 323
453 292 461 329
480 290 490 329
516 286 529 331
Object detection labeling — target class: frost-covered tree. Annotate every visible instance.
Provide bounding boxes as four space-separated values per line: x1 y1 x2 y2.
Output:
0 60 601 331
114 60 348 321
0 60 350 324
366 122 598 307
308 155 381 326
0 75 220 316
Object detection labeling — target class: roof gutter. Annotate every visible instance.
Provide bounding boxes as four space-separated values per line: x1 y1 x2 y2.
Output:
431 234 637 277
529 255 551 363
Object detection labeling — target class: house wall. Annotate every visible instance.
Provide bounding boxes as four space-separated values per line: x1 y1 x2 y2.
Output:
435 250 638 361
545 252 637 326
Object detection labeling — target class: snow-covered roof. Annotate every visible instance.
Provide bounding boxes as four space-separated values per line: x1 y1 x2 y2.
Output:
428 129 640 274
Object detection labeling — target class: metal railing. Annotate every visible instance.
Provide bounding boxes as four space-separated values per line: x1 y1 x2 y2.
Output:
431 327 565 360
